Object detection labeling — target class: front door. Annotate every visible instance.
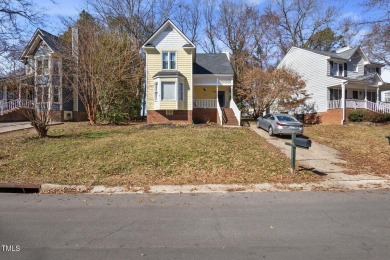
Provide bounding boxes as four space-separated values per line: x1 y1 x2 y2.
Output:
218 91 225 108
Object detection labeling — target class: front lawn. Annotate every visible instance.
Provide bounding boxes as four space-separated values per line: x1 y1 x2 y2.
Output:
304 124 390 176
0 123 318 186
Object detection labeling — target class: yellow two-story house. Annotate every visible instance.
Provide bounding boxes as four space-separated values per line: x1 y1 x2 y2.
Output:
142 19 240 125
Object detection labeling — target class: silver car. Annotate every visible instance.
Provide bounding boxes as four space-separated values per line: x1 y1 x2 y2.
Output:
257 113 303 136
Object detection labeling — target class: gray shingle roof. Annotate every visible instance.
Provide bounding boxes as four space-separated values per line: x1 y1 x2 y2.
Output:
301 47 358 60
193 53 233 75
38 29 67 54
153 71 185 78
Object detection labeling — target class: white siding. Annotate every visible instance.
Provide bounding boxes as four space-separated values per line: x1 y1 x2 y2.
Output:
152 26 189 49
277 47 344 112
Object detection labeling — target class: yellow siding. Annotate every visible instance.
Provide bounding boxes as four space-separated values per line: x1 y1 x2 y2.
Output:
193 86 230 99
145 48 193 111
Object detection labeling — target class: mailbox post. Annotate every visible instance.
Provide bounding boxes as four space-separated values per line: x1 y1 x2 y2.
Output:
285 133 311 173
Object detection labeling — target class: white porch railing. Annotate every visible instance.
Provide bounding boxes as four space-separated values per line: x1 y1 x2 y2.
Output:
346 99 366 109
216 100 223 125
0 99 35 115
328 99 390 114
229 99 241 126
193 99 217 108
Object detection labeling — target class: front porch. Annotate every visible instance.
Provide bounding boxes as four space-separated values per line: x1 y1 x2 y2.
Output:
192 74 240 125
328 83 390 116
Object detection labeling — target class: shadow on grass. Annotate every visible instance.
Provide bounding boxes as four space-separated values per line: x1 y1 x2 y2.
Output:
298 166 328 176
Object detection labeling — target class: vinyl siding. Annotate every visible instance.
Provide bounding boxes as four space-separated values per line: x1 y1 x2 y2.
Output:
145 26 193 111
347 52 365 79
152 27 189 49
278 47 344 112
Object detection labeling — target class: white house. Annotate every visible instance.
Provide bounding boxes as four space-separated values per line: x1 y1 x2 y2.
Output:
277 46 390 124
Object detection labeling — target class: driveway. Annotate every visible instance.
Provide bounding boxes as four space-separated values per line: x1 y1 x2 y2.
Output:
250 124 382 181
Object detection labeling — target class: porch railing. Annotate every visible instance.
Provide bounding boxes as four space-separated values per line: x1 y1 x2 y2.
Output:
0 99 35 115
328 99 390 114
193 99 217 108
229 99 241 126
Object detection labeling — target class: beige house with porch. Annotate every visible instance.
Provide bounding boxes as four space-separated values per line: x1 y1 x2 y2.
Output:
277 46 390 124
142 19 239 125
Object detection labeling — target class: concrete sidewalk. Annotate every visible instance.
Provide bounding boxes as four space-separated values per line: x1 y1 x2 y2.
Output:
0 121 33 134
249 124 386 182
0 121 63 134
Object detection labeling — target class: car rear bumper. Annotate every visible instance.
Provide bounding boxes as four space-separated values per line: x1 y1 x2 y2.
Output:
274 128 303 135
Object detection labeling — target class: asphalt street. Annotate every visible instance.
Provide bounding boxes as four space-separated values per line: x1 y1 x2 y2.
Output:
1 190 389 260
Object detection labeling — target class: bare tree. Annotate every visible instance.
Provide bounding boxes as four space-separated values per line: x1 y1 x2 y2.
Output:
173 0 201 44
0 0 43 75
358 0 390 66
264 0 339 56
200 0 219 53
241 66 309 119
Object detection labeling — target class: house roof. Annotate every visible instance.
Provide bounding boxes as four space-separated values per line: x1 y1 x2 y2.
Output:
153 71 185 78
193 53 233 75
20 28 68 61
300 47 359 60
142 19 195 48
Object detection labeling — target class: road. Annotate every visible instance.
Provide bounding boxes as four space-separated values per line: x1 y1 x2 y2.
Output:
1 190 390 260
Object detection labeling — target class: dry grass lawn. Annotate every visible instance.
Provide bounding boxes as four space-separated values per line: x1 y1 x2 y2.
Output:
0 122 318 186
304 124 390 176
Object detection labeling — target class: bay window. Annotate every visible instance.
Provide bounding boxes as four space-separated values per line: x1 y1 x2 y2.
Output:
161 82 175 100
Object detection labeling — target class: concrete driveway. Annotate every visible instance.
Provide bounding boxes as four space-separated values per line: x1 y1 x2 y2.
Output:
250 124 382 181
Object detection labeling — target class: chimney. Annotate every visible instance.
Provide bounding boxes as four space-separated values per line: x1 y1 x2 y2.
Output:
222 50 230 61
335 45 351 53
71 26 78 58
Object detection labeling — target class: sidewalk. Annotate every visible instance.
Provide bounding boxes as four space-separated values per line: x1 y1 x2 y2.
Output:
0 121 33 134
0 121 63 134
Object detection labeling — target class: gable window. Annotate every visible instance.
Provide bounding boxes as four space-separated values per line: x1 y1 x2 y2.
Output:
162 51 176 70
330 62 347 77
365 66 380 75
179 83 184 101
161 82 176 100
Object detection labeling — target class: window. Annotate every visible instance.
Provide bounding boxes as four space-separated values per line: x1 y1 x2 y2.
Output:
43 60 49 75
53 87 60 103
53 60 60 75
37 60 43 75
365 66 380 75
162 52 169 69
154 82 158 102
170 52 176 69
367 92 376 102
352 91 358 99
330 62 346 77
178 83 184 101
162 51 176 70
330 88 341 100
166 110 173 115
161 82 175 100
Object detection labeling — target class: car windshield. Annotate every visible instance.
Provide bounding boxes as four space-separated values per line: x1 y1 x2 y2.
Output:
276 115 298 122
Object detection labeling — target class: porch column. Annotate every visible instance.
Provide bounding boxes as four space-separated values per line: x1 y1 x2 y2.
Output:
2 86 6 102
364 86 367 108
216 78 219 107
341 82 346 125
230 85 233 100
377 87 380 103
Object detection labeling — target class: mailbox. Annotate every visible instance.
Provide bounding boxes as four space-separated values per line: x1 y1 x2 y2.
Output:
294 137 311 148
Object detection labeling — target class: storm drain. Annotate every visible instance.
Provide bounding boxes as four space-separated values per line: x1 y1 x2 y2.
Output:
0 183 40 193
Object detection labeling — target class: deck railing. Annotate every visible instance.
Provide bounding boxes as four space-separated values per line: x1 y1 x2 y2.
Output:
193 99 217 108
328 99 390 114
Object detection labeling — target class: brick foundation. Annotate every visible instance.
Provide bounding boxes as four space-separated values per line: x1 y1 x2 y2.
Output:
193 108 217 124
0 109 29 122
147 110 192 124
318 109 361 124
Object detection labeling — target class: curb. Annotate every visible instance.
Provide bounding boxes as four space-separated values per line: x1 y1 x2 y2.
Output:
39 179 390 194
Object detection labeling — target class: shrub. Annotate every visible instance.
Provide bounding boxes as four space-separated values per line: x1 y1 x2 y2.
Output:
362 111 387 123
348 110 364 122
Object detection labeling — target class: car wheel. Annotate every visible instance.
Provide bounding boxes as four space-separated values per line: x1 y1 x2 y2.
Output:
268 126 274 136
